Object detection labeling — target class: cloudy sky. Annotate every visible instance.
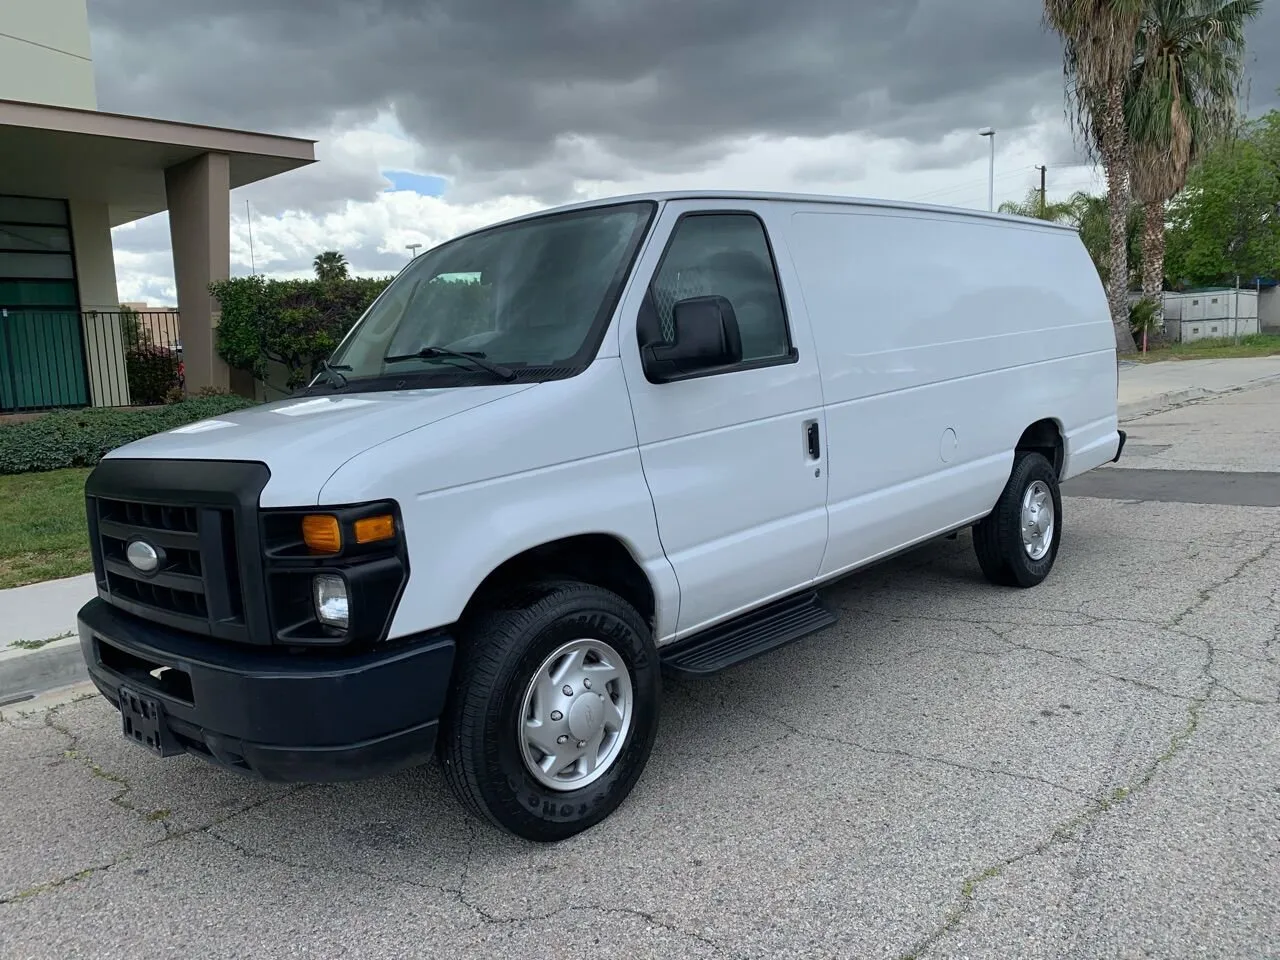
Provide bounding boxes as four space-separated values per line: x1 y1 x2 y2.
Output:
86 0 1280 305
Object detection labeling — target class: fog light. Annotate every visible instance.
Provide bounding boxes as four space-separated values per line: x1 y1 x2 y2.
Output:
313 575 349 629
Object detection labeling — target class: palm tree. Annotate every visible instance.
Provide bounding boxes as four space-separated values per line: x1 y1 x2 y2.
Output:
1127 0 1260 307
999 188 1088 222
313 250 349 282
1044 0 1144 352
1070 190 1146 288
1001 189 1143 288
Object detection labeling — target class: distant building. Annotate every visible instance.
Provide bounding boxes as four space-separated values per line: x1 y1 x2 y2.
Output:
121 302 181 351
1162 287 1260 343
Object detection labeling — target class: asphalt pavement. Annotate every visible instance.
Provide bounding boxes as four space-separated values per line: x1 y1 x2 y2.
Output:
2 387 1278 960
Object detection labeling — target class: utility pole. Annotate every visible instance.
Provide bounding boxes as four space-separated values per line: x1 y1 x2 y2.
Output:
1035 165 1047 217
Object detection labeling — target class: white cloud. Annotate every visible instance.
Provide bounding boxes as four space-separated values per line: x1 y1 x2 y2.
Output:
111 108 1103 307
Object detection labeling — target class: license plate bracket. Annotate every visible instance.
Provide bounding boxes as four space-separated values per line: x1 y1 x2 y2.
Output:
118 686 180 757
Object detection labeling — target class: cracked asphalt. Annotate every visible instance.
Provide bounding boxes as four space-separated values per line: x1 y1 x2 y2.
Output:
3 387 1279 960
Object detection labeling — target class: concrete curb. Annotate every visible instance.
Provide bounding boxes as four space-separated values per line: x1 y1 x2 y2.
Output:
0 679 98 720
0 636 88 708
1119 371 1280 422
1119 387 1212 421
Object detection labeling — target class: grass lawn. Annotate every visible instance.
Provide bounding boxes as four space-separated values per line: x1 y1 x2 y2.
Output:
1132 333 1280 362
0 468 92 590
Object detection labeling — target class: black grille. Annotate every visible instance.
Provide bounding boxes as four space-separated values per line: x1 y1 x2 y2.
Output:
91 495 243 633
108 574 208 617
85 458 272 645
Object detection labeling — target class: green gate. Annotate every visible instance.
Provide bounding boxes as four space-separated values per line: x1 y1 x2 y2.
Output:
1 196 89 411
0 309 90 410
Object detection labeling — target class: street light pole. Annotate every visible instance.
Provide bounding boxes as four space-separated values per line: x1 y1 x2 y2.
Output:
406 243 422 259
978 127 996 211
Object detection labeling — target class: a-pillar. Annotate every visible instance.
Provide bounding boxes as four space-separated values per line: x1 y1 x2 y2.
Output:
165 152 234 395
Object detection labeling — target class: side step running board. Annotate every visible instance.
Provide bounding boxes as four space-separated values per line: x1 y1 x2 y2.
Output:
659 592 838 678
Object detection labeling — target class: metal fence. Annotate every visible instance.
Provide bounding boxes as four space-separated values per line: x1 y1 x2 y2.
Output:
0 308 182 413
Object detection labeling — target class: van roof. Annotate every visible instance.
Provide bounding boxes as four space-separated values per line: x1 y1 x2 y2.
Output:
481 190 1080 235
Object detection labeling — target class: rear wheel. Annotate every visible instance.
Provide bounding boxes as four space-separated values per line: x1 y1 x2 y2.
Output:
973 451 1062 588
439 581 660 841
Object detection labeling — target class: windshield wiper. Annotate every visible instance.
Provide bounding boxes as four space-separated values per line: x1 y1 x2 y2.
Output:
319 359 350 389
383 346 516 382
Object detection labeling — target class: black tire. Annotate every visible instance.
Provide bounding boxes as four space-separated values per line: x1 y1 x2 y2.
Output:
973 451 1063 588
438 581 660 842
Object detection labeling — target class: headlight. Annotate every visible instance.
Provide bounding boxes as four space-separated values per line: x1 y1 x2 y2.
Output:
313 574 349 629
262 500 406 647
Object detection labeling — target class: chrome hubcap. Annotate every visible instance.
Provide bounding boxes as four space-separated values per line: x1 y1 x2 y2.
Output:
1021 480 1055 561
518 638 633 791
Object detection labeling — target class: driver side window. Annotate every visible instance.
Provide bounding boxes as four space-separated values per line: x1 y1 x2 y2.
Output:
650 213 792 363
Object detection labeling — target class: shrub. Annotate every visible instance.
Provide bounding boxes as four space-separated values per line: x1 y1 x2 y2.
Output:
195 384 234 397
125 344 182 405
0 395 256 475
1129 297 1162 342
211 273 392 390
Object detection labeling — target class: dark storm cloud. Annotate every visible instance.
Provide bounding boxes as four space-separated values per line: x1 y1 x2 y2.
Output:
89 0 1065 195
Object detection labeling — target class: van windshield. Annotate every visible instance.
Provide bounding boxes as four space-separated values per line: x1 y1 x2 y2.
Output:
327 201 655 384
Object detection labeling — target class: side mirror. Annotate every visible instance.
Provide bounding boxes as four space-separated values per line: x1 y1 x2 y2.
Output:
641 295 743 382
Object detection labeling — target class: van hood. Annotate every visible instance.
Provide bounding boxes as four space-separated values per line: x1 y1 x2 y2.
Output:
107 384 534 506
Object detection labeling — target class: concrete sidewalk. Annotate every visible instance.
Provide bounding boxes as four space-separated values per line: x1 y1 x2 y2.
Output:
1 573 94 649
2 353 1279 703
0 574 94 705
1117 355 1280 419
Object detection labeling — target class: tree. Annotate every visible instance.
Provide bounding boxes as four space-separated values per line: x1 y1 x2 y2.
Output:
1127 0 1260 306
211 273 391 390
1001 188 1143 288
998 188 1086 222
1164 117 1280 286
313 250 350 282
116 303 150 349
1071 189 1146 286
1044 0 1144 352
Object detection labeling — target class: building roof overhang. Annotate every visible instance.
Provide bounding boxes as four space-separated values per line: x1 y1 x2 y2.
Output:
0 98 316 226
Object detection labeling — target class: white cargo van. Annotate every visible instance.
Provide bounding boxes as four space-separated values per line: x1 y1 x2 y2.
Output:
78 192 1125 840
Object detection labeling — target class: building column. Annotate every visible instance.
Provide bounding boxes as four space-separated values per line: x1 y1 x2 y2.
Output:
165 152 233 394
68 200 130 407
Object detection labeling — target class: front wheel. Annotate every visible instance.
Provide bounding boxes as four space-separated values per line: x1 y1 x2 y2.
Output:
439 582 660 841
972 451 1063 588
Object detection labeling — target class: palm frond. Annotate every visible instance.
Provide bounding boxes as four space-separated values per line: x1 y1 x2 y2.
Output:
1044 0 1145 161
1127 0 1260 204
998 187 1090 223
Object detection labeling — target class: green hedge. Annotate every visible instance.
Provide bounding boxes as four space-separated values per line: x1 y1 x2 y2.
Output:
0 396 256 475
211 273 392 390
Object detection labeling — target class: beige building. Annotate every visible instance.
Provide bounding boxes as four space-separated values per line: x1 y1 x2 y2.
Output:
0 1 315 410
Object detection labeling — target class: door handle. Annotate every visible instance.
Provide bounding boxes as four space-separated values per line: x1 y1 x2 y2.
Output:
805 420 821 460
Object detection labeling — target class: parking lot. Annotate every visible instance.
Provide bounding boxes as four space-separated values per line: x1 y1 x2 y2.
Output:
3 385 1278 960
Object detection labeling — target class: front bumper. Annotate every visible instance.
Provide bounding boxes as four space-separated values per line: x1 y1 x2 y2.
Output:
78 598 455 783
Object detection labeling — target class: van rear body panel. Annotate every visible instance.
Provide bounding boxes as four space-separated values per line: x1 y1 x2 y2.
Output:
778 203 1116 579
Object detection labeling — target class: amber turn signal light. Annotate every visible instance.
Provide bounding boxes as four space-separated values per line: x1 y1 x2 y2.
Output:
354 514 396 544
301 515 342 554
